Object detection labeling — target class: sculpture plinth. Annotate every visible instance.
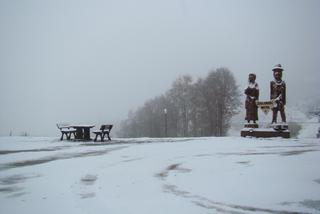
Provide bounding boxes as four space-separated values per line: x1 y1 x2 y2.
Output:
240 127 290 138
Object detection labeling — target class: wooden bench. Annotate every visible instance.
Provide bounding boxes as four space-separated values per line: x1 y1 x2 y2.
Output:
56 123 76 141
93 125 113 142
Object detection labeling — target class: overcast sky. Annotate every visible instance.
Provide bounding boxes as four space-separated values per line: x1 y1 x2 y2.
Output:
1 0 319 136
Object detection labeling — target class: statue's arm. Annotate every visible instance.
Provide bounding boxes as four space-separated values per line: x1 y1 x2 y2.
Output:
270 81 273 100
244 87 248 95
283 82 286 105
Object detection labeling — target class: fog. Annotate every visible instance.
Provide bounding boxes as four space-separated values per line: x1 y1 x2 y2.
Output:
1 0 319 136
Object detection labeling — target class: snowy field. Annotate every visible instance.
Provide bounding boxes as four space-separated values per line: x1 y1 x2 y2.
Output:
0 136 320 214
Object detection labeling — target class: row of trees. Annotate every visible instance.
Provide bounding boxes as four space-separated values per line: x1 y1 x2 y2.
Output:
118 68 241 137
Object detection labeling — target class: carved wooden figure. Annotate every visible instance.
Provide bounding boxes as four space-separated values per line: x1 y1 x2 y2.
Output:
270 64 286 123
245 73 259 123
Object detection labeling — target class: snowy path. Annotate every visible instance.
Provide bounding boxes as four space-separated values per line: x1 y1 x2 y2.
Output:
0 137 320 214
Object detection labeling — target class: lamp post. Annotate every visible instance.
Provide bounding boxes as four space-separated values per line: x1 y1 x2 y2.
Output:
164 108 167 137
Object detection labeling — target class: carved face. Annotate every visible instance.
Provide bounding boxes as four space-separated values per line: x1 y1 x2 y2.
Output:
248 74 256 83
273 70 282 81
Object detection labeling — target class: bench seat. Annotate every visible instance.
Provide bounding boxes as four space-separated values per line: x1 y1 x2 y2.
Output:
93 125 113 142
57 123 77 141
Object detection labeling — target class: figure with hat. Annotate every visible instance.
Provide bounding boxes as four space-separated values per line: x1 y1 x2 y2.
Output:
270 64 286 124
245 73 259 124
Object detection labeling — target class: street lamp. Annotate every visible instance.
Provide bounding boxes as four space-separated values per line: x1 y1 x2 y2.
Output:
164 108 167 137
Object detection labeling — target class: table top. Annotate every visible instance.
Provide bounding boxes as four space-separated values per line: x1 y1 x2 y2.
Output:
71 125 95 128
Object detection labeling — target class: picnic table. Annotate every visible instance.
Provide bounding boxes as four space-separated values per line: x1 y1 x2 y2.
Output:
71 125 95 141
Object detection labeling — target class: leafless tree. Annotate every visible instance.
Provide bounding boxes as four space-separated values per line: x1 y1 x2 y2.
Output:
118 68 240 137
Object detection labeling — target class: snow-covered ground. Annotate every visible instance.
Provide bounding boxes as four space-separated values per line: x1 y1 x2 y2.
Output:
0 136 320 214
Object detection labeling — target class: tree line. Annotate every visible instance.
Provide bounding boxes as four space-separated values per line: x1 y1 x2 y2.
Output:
118 67 241 138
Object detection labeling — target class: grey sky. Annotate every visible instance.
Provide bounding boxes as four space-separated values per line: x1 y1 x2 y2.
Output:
1 0 319 136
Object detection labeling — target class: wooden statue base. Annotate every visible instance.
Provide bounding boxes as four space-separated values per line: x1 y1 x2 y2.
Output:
244 123 259 128
240 128 290 138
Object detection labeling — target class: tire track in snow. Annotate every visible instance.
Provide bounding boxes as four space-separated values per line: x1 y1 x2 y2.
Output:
0 146 128 171
156 163 310 214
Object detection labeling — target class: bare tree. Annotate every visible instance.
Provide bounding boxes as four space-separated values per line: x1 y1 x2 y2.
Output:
167 75 194 137
118 68 240 138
